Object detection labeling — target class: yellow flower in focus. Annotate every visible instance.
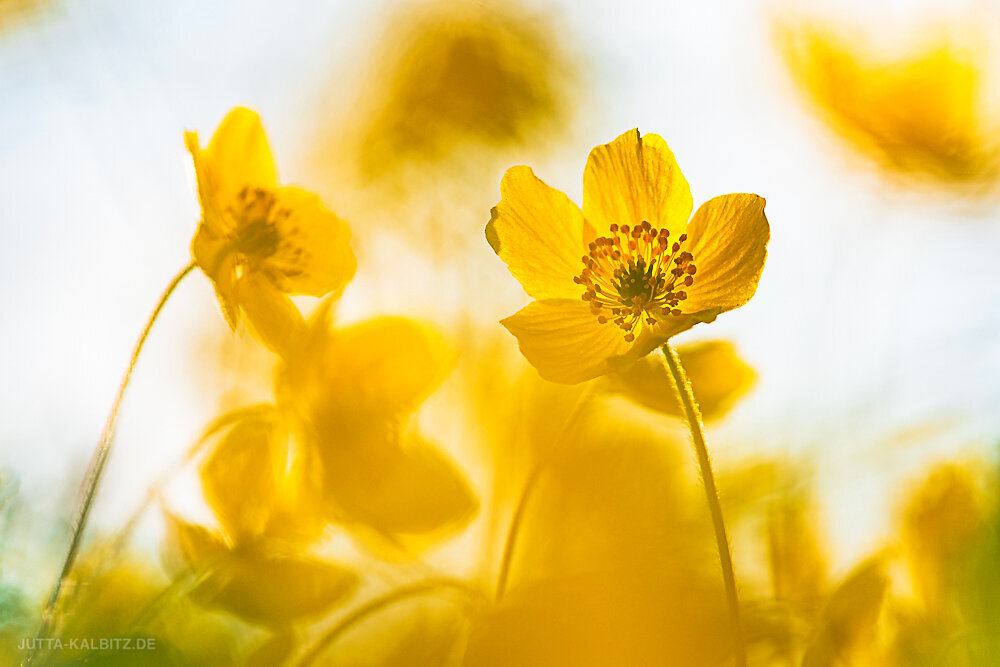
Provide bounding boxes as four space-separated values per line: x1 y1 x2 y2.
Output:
187 107 357 355
779 19 1000 189
277 304 478 548
487 129 769 384
165 407 356 626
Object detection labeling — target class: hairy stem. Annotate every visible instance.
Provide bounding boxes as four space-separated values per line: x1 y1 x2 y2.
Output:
27 261 196 665
661 343 746 667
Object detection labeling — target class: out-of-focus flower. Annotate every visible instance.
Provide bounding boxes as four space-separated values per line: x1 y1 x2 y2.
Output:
778 18 1000 191
604 340 756 421
277 303 478 549
165 407 356 627
0 0 55 35
464 413 737 665
187 107 356 355
901 464 984 614
332 0 577 184
488 129 769 384
37 553 242 665
801 559 889 667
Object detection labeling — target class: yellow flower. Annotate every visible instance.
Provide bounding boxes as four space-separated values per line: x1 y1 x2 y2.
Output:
277 303 478 548
604 340 756 422
165 407 356 626
778 18 1000 189
187 107 357 355
487 129 769 384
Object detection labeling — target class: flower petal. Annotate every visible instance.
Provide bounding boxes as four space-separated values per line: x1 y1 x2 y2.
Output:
164 516 355 627
199 410 323 546
204 107 278 210
201 550 357 627
235 273 307 358
486 166 588 300
500 299 631 384
262 186 357 297
318 431 478 540
282 316 452 430
192 227 241 330
681 193 769 314
582 129 693 237
604 341 756 422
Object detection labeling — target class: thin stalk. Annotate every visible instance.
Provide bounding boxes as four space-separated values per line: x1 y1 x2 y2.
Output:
294 579 478 667
495 383 594 601
661 343 746 667
27 261 196 665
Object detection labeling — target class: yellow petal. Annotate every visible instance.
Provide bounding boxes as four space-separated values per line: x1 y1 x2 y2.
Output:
191 223 242 329
199 411 286 544
318 431 478 540
486 165 589 300
199 549 357 627
204 107 278 212
163 513 230 573
283 316 452 428
500 299 631 384
681 193 769 314
235 273 306 358
164 514 353 627
802 559 888 666
262 186 357 297
606 340 756 421
582 129 693 237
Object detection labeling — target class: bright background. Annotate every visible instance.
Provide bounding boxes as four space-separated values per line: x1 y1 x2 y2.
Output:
2 0 1000 589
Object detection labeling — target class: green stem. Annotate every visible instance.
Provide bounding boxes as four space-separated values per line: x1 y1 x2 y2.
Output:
661 343 746 667
495 384 594 601
294 579 478 667
27 261 196 665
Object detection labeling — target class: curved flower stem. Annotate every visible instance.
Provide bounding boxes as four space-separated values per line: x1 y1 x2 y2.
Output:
661 343 746 667
27 261 196 665
294 579 480 667
495 383 595 601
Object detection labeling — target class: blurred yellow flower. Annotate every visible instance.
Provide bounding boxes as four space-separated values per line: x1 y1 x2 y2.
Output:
165 407 356 626
605 339 756 421
277 304 478 548
778 18 1000 190
187 107 357 355
335 0 577 183
801 559 889 667
488 129 769 384
900 464 984 613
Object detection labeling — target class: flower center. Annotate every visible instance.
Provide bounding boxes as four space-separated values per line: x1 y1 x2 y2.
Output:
573 221 697 342
231 187 282 259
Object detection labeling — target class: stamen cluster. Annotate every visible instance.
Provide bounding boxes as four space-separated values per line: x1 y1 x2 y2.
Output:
573 220 697 341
